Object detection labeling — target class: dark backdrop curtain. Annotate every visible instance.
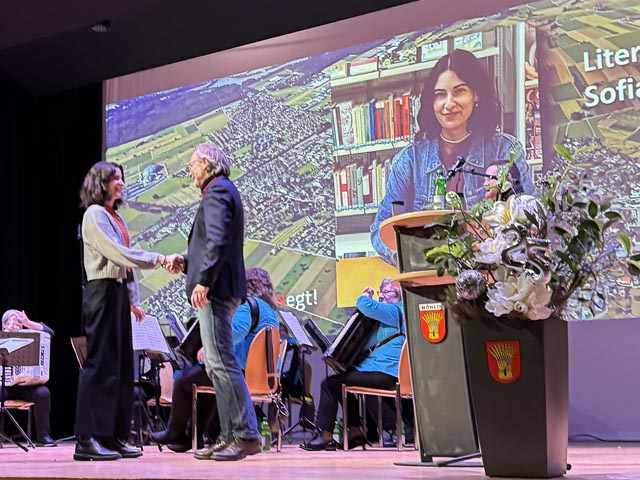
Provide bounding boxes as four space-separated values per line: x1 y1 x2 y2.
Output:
0 69 102 438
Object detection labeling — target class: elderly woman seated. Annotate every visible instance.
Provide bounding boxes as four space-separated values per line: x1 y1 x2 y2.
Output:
1 309 57 447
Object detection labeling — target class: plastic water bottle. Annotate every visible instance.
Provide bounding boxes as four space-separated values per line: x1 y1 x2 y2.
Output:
433 169 446 210
332 419 343 443
260 417 271 452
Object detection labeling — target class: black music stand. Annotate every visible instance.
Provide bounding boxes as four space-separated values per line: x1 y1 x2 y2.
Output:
130 315 171 449
278 311 320 442
0 336 38 451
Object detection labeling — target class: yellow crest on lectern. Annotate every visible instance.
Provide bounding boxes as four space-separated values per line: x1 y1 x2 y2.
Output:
419 303 446 343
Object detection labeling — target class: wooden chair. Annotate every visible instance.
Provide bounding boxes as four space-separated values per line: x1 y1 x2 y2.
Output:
191 326 285 452
70 336 87 368
341 342 417 451
146 362 174 408
0 400 34 448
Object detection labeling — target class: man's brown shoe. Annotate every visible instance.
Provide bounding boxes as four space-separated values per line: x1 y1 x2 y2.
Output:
193 437 230 460
212 437 261 461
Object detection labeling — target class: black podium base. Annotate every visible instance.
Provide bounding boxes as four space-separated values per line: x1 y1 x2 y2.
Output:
395 452 483 467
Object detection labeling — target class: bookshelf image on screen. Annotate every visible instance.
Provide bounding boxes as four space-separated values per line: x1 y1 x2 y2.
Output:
330 27 521 258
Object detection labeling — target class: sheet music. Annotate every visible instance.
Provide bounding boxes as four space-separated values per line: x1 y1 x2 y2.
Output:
0 338 34 353
278 310 313 347
131 314 169 353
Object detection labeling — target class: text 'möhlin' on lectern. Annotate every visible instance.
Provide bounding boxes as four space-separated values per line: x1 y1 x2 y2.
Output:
379 210 480 467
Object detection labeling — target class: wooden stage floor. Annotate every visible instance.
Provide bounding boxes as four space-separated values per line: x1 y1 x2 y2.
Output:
1 441 640 480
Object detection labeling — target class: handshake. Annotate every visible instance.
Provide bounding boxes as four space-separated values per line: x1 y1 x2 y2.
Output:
159 254 184 274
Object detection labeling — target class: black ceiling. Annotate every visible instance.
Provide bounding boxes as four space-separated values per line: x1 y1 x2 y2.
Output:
0 0 423 96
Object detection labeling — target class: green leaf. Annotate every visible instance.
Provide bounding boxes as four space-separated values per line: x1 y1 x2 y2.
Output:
627 259 640 276
556 251 578 273
553 226 572 237
436 265 446 277
604 211 622 221
523 209 539 227
554 144 572 161
588 200 598 218
447 258 459 276
581 219 601 237
617 233 632 255
566 192 574 205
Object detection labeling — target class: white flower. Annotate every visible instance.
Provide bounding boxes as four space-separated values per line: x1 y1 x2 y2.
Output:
525 282 554 320
511 195 543 225
475 232 527 267
475 235 508 266
485 274 553 321
483 200 511 230
483 195 543 231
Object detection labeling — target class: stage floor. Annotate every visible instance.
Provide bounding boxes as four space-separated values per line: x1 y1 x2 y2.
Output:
1 441 639 480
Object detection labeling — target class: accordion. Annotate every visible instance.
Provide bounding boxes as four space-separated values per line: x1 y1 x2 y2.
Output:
0 330 51 386
323 310 376 374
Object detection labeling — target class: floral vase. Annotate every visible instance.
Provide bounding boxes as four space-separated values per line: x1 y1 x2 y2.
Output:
462 314 568 478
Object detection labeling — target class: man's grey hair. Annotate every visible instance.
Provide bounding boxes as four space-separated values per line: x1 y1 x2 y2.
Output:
380 277 401 298
1 309 20 329
194 143 231 177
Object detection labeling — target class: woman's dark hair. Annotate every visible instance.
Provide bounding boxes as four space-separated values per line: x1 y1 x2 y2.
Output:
246 267 277 310
416 49 501 140
79 161 125 210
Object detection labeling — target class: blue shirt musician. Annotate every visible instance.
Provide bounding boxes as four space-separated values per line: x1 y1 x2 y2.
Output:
301 277 405 451
149 267 279 454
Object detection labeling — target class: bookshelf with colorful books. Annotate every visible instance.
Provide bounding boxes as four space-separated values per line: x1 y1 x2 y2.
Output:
329 30 501 257
331 70 426 257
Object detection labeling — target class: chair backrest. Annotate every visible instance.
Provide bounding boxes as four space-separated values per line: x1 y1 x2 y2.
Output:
245 326 280 396
158 361 174 403
70 336 88 368
398 342 412 396
276 339 287 380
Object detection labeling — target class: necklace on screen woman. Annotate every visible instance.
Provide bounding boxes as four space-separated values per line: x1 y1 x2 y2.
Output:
440 131 471 144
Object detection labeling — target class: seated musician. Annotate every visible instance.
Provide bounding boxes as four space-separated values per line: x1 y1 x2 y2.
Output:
150 267 279 457
301 277 405 451
484 161 523 202
1 309 57 447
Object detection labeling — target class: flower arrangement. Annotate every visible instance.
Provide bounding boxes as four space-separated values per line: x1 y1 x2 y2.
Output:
425 145 640 323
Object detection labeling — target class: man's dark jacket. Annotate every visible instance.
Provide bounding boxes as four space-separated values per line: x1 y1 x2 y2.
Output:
184 175 247 303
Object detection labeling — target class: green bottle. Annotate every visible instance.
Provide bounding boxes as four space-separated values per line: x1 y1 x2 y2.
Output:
433 169 446 210
332 419 344 443
260 417 271 452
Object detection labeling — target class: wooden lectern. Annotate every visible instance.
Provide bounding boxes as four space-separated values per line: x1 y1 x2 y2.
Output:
379 210 479 466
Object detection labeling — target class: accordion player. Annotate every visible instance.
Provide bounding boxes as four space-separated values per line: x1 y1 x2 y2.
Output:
1 310 53 386
1 309 56 447
0 330 52 386
301 279 406 452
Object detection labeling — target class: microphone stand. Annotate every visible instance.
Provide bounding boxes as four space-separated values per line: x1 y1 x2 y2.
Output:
458 167 496 180
458 168 519 201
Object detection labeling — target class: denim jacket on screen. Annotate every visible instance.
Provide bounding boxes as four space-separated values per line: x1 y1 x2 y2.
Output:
370 132 536 265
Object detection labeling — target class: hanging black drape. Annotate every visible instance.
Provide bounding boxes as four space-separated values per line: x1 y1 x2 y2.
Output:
0 69 102 438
